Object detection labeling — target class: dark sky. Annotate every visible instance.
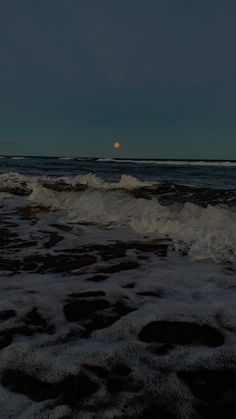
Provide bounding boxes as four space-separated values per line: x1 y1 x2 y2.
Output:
0 0 236 158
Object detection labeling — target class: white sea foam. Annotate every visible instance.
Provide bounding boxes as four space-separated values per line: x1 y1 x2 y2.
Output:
29 183 236 263
11 157 27 160
59 157 76 160
0 172 31 191
0 256 235 418
0 173 156 194
72 173 156 189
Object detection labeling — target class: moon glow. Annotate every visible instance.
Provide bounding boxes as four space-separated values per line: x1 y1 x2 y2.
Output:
113 142 120 149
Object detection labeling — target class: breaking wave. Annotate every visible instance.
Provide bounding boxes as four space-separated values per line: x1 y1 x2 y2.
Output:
1 172 236 263
0 172 156 194
29 184 236 264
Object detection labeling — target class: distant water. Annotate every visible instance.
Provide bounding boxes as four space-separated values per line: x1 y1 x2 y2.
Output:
0 156 236 189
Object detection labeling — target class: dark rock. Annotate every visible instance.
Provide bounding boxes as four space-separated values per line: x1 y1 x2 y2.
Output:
139 321 224 347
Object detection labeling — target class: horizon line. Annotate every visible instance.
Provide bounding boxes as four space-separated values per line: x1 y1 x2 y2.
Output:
0 154 235 162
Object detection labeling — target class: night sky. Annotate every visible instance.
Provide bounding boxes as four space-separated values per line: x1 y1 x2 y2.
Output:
0 0 236 158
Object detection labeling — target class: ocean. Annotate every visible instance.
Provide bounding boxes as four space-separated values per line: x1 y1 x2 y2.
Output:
1 155 236 188
0 156 236 418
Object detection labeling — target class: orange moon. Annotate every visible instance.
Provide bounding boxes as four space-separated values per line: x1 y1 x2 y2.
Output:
113 141 120 149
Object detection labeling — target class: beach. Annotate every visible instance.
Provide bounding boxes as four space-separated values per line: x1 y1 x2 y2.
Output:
0 157 236 418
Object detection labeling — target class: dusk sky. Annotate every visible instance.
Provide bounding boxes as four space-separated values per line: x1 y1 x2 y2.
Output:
0 0 236 158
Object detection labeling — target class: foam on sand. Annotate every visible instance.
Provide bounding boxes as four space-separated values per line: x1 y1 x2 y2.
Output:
0 256 235 419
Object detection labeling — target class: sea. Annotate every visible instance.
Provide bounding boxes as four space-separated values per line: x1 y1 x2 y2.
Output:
1 155 236 188
0 156 236 418
1 156 236 262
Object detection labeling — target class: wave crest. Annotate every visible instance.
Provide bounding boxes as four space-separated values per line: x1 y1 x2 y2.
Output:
29 183 236 264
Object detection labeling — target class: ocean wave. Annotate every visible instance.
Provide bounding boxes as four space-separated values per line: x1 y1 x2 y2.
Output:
59 157 92 161
1 172 236 263
28 182 236 264
71 173 156 189
59 157 76 160
0 172 157 195
11 157 28 160
97 158 236 167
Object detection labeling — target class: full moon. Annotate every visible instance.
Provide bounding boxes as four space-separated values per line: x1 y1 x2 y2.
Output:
113 141 120 149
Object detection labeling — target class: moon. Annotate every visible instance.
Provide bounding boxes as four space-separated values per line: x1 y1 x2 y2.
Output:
113 141 120 149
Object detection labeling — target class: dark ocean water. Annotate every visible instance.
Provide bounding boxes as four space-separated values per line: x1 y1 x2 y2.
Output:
0 156 236 189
